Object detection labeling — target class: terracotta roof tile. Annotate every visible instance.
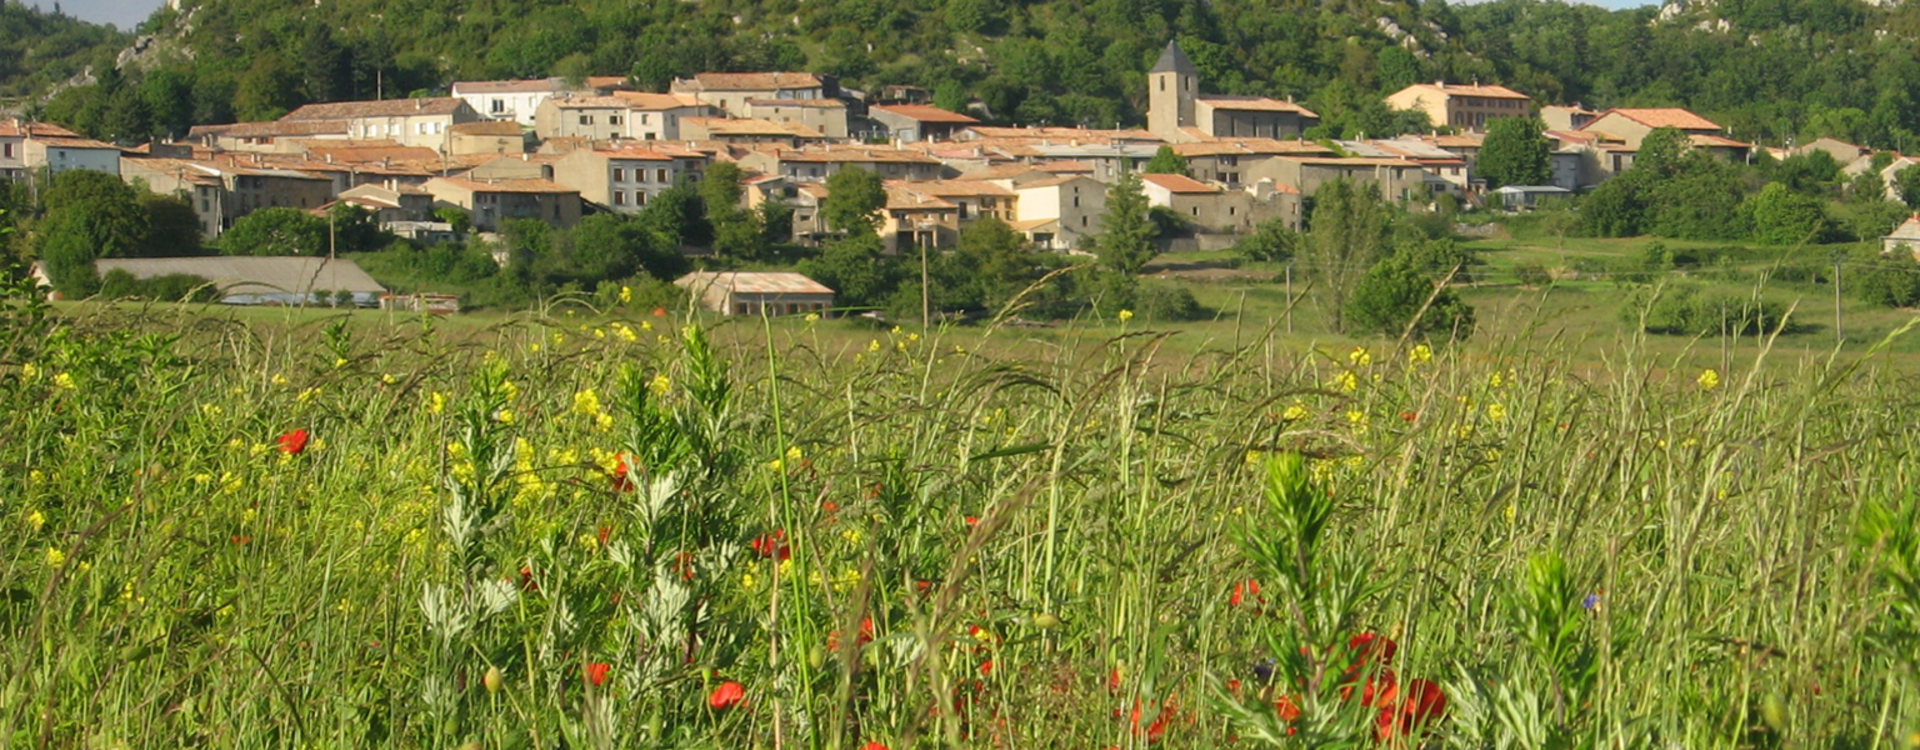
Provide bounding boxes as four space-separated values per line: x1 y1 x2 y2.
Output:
1140 173 1218 194
870 104 980 124
1590 108 1721 132
282 98 469 121
687 72 826 91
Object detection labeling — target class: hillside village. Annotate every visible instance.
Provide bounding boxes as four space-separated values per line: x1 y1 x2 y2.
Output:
4 40 1911 312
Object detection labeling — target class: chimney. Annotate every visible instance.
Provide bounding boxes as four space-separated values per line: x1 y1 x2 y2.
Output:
415 99 424 110
325 153 333 164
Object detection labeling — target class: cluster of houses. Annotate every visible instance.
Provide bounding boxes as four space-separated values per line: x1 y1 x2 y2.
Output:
9 40 1916 311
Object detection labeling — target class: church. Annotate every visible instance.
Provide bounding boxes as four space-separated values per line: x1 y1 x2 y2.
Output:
1147 42 1320 143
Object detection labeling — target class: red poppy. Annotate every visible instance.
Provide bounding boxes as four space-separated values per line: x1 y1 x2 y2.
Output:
1229 579 1261 607
822 500 840 514
231 534 251 546
1374 678 1446 743
277 428 310 455
860 743 889 750
1400 410 1418 423
519 565 538 592
652 307 668 317
1129 699 1176 744
978 659 994 676
584 662 610 687
828 616 875 652
750 530 791 561
709 680 745 710
611 454 636 492
1348 632 1398 667
964 515 980 526
1108 668 1123 694
1341 668 1398 707
596 525 613 547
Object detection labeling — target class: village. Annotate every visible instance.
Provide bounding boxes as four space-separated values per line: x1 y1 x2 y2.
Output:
2 41 1904 313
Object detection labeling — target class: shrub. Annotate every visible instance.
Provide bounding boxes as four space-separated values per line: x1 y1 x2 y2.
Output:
1514 264 1552 288
1624 285 1799 336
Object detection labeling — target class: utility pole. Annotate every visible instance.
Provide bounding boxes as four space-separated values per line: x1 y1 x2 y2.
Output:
1285 263 1294 334
1834 256 1843 344
920 232 930 327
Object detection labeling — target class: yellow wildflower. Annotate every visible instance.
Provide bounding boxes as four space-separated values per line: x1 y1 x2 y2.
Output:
219 472 242 494
1698 369 1721 390
572 389 603 417
493 408 515 425
1486 403 1508 422
529 343 540 353
593 328 607 339
1348 346 1372 367
742 568 760 589
648 374 671 398
1346 409 1368 426
298 388 320 404
501 380 520 402
578 533 600 551
53 372 76 390
28 470 45 484
1282 402 1311 421
805 312 820 322
200 403 223 417
45 547 65 569
447 441 468 460
381 373 397 385
1117 309 1134 323
1503 503 1516 523
428 392 448 415
332 357 348 369
1408 344 1433 365
27 509 46 531
867 339 882 353
841 527 864 545
613 323 638 342
1334 371 1358 393
619 285 633 303
270 373 289 387
551 331 565 346
20 362 37 380
640 321 654 332
786 445 803 461
594 413 614 432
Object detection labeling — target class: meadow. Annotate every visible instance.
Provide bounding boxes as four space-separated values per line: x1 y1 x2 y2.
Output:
5 271 1920 750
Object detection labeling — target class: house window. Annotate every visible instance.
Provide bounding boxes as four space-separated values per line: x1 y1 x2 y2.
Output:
657 169 669 182
491 99 505 113
610 115 623 126
637 191 648 206
1072 196 1080 208
613 168 625 182
579 115 593 125
2 143 10 159
1081 216 1089 227
641 114 651 125
614 190 626 206
553 203 561 220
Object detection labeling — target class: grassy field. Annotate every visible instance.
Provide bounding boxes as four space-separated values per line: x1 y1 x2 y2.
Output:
7 257 1920 750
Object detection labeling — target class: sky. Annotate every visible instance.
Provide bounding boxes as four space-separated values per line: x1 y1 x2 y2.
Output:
27 0 168 29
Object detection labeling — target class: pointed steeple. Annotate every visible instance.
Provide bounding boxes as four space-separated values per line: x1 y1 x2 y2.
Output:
1150 41 1195 75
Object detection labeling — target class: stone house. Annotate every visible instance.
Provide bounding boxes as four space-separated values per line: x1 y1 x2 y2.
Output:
868 105 981 143
122 157 334 237
280 98 484 154
551 147 688 212
671 72 835 114
422 176 582 231
1011 175 1107 251
744 99 851 140
1384 82 1532 132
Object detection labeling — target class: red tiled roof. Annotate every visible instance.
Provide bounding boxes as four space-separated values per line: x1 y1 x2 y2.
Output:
871 104 980 124
1396 82 1530 100
428 177 579 194
688 72 825 91
0 121 81 138
1140 173 1218 194
282 98 469 121
1197 95 1318 117
1589 108 1721 132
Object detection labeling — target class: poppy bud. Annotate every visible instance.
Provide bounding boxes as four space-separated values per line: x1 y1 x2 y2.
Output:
1033 612 1061 629
483 666 504 693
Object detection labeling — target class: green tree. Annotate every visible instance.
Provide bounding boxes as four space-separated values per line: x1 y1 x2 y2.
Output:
797 232 901 308
1634 127 1689 178
137 192 203 256
823 167 887 237
931 216 1031 313
701 162 762 261
1744 182 1828 245
435 207 472 235
1345 254 1475 338
1301 178 1391 332
1096 170 1156 274
35 171 150 296
1232 218 1301 263
640 181 709 247
1580 170 1649 237
1895 165 1920 209
1648 157 1747 240
1477 117 1552 189
1143 146 1190 176
234 54 304 121
219 207 328 256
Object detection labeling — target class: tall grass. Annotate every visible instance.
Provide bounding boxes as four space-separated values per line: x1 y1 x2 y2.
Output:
3 291 1918 749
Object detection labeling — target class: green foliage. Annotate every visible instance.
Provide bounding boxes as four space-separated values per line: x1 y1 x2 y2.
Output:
1097 170 1156 275
1623 284 1799 336
35 171 150 296
1743 182 1829 245
1579 171 1649 238
796 231 901 309
1143 146 1189 177
98 269 218 303
1477 117 1552 190
136 192 206 257
822 168 886 238
434 207 472 235
1344 253 1475 339
1848 247 1920 308
1302 179 1391 333
1635 128 1689 179
1894 166 1920 209
1233 218 1300 263
701 163 764 262
219 207 329 256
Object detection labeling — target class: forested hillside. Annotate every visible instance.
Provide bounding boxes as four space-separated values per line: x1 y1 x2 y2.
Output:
20 0 1920 152
0 2 128 98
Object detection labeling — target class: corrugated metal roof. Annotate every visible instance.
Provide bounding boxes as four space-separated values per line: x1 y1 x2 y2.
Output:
95 257 387 296
676 271 834 295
